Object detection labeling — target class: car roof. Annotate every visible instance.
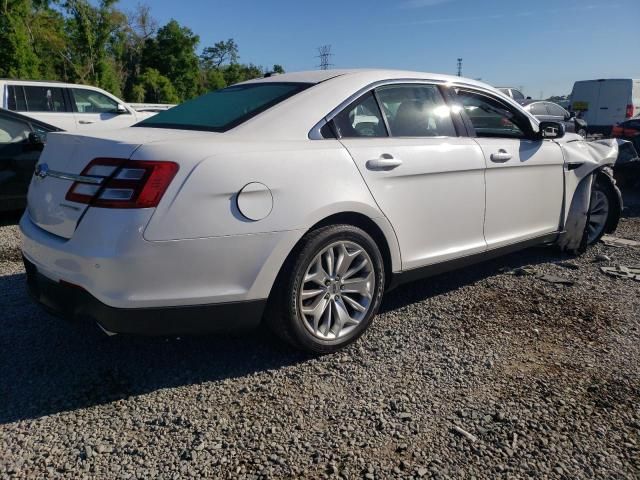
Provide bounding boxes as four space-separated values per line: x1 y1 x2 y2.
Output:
0 107 63 131
0 78 108 91
242 69 493 90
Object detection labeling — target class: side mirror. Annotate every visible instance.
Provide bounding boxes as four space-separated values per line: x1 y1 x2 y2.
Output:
568 111 576 119
539 121 565 139
28 132 44 145
116 104 128 114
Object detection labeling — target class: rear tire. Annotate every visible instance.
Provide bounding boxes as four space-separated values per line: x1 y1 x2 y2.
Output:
267 224 385 354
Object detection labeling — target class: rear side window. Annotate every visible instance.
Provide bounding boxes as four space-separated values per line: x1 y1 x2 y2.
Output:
546 103 567 117
72 88 120 114
376 84 457 137
510 89 525 100
333 92 387 138
138 82 311 132
528 103 548 116
22 86 67 112
7 86 27 111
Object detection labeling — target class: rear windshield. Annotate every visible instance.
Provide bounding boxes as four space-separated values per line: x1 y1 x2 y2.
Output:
137 82 311 132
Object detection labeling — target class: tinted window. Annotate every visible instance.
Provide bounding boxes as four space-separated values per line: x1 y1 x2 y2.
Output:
72 88 120 114
546 103 568 117
528 103 548 116
376 84 457 137
139 82 310 132
7 86 27 111
23 86 67 112
511 89 525 100
456 89 528 139
0 114 31 143
333 92 387 138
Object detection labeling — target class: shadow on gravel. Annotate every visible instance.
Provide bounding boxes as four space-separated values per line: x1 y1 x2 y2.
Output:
0 245 571 424
0 273 309 424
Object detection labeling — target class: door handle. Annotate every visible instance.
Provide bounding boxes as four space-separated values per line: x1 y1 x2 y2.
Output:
490 149 512 162
78 120 94 125
366 154 402 170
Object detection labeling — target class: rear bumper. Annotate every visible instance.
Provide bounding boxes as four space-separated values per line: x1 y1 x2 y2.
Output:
24 256 266 335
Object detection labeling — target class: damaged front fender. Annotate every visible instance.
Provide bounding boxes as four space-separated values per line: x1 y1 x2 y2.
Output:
555 136 623 253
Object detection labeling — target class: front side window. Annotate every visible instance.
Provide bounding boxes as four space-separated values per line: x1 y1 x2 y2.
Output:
72 89 120 114
139 82 311 132
332 92 387 138
376 84 457 137
456 89 530 139
22 86 67 113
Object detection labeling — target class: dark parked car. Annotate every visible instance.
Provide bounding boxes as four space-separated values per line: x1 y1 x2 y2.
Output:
519 100 588 138
611 116 640 152
0 108 61 212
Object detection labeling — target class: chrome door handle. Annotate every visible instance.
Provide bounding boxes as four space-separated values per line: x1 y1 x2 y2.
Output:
366 154 402 170
490 149 512 162
78 120 94 125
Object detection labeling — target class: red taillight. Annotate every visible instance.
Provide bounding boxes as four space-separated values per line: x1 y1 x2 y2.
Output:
625 104 634 118
65 158 179 209
611 125 624 137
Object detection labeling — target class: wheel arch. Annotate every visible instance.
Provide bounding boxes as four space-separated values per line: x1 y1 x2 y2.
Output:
258 210 400 310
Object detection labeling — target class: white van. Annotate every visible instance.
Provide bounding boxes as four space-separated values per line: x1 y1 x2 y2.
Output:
570 79 640 135
0 80 158 131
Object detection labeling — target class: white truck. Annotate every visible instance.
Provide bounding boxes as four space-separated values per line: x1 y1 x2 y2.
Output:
0 79 172 131
570 78 640 135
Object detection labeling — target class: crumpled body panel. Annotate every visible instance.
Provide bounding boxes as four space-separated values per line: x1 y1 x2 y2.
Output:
556 136 622 253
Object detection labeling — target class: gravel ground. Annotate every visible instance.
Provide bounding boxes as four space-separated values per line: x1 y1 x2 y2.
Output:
1 195 639 479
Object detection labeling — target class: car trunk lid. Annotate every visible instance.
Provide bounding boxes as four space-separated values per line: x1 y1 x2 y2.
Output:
27 128 205 239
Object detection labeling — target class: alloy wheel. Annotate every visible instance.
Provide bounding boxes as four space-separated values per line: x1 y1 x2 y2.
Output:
298 241 375 340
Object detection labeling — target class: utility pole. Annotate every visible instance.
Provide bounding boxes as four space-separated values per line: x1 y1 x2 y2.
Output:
317 45 333 70
457 58 463 77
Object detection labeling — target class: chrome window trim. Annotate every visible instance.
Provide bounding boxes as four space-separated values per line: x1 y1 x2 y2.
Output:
309 78 536 140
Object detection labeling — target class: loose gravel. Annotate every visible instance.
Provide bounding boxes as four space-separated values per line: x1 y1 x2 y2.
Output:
1 196 639 479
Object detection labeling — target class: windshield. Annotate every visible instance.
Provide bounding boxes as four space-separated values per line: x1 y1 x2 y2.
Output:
137 82 311 132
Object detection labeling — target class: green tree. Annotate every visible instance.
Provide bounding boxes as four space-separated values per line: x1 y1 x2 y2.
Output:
62 0 127 95
140 19 200 101
0 0 49 78
132 68 179 103
200 38 239 69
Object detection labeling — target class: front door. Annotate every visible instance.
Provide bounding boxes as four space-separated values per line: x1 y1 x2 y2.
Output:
70 88 133 130
335 84 487 270
454 89 565 249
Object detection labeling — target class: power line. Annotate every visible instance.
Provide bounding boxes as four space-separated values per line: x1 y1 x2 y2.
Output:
317 45 333 70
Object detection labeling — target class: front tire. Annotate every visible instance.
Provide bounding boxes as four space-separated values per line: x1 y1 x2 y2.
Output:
267 224 385 354
586 176 616 245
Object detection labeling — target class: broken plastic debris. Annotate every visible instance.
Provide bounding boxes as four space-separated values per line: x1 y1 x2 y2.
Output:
601 235 640 248
499 266 536 276
600 265 640 281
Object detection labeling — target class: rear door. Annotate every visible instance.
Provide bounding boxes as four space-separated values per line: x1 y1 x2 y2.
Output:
454 88 564 249
335 83 487 270
571 81 600 125
596 80 632 126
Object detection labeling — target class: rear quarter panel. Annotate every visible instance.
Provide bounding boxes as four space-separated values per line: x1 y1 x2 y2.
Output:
141 139 387 240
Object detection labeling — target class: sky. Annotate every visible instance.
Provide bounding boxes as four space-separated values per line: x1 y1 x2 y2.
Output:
116 0 640 97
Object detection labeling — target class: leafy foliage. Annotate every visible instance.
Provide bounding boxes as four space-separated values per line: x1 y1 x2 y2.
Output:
0 1 285 103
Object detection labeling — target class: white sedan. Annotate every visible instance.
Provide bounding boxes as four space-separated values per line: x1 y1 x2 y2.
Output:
21 70 622 353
